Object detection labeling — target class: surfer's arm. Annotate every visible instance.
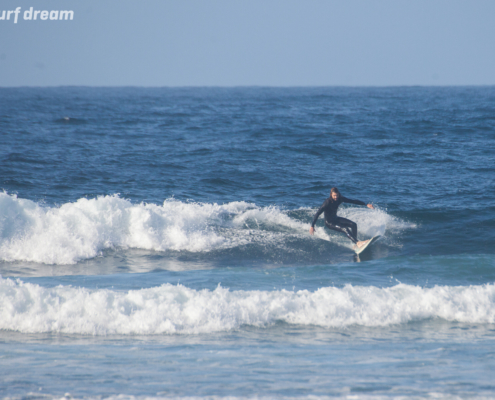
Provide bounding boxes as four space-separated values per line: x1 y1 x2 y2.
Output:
309 201 327 235
342 196 375 209
341 196 365 206
341 196 374 209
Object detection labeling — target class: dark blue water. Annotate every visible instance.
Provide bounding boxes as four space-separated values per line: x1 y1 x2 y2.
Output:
1 87 494 399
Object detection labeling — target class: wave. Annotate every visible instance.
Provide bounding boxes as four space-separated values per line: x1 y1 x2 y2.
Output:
1 278 494 335
0 193 413 265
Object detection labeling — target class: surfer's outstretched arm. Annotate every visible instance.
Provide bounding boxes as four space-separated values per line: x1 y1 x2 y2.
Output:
341 196 374 209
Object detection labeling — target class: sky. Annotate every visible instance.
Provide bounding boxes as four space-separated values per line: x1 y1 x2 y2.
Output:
1 0 495 87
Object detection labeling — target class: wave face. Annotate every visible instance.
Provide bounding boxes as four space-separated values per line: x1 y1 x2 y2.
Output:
0 193 412 265
1 278 494 335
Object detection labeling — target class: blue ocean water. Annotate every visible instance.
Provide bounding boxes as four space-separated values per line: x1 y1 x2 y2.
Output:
0 87 495 399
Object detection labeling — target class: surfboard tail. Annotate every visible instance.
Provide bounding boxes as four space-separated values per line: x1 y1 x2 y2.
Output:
354 235 381 255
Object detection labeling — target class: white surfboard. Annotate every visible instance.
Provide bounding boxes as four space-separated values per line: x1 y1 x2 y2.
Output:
354 235 381 255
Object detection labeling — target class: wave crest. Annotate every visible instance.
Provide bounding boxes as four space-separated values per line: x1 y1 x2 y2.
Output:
0 193 412 265
1 278 494 335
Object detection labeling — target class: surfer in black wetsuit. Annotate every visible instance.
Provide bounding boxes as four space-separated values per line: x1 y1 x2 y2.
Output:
309 187 374 248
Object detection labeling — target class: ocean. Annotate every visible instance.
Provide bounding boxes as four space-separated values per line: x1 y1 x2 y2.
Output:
0 86 494 399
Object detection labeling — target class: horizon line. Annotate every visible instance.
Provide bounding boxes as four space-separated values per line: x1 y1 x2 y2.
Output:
1 84 495 89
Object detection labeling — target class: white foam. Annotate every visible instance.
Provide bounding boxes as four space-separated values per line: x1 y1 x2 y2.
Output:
1 278 494 335
339 206 416 237
0 193 413 265
0 193 247 264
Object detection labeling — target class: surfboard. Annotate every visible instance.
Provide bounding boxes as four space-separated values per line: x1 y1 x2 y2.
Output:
354 235 381 255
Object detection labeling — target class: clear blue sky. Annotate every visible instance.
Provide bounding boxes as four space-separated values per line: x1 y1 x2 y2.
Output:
1 0 495 86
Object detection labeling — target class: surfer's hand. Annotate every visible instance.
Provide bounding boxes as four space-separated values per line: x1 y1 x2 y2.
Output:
367 204 374 209
309 227 315 235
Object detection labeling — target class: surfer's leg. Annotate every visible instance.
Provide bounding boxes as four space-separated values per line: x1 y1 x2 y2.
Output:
332 217 359 242
325 220 358 244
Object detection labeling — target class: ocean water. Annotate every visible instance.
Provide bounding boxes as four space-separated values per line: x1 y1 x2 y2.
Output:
0 86 494 399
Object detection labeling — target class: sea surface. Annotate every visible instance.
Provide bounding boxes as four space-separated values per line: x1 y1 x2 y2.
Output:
0 87 494 399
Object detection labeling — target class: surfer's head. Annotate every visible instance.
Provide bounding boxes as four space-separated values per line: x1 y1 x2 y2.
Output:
330 187 340 200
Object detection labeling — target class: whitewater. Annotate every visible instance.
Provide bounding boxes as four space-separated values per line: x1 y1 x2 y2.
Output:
1 278 495 335
0 192 409 265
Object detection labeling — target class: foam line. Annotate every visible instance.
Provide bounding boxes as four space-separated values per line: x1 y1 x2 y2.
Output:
1 278 494 335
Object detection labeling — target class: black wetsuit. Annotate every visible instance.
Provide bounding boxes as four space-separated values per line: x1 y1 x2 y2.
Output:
311 196 366 244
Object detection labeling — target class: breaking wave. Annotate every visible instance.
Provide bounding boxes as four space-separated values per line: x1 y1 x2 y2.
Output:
1 278 493 335
0 193 413 265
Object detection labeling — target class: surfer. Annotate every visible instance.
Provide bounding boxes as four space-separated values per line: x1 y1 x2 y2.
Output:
309 187 374 248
